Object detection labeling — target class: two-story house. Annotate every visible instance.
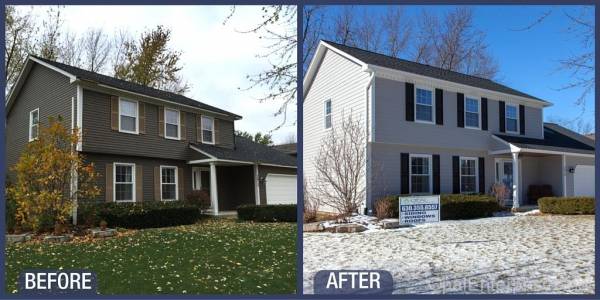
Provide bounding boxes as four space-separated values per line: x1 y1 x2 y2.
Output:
303 41 595 213
6 55 297 216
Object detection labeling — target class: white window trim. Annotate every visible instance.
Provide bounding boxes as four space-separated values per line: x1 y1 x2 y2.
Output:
164 107 181 140
160 165 178 201
201 115 215 145
192 166 210 190
459 157 479 194
414 86 435 124
28 108 40 142
113 162 136 203
409 154 433 195
118 97 139 135
464 96 481 130
323 99 332 130
505 103 519 134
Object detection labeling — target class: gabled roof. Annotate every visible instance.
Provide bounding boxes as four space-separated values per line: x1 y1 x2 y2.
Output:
494 123 595 155
304 40 551 107
190 136 297 167
7 55 241 119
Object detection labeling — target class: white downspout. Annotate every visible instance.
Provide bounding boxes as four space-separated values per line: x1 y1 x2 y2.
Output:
363 68 375 215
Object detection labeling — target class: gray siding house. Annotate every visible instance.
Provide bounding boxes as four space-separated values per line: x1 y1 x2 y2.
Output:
303 41 594 213
6 55 297 215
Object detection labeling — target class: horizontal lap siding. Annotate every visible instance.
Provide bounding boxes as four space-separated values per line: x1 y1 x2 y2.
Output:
6 64 76 180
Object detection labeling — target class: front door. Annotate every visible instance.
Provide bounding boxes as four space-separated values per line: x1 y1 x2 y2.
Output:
496 160 513 200
192 167 211 193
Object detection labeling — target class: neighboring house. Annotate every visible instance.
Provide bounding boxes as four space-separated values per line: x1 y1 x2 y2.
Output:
303 40 595 213
6 55 297 215
273 143 297 157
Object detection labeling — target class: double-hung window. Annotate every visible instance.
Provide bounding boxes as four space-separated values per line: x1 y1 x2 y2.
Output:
505 104 518 133
415 87 434 123
114 163 135 202
201 116 214 144
119 98 138 133
29 108 39 141
465 97 480 128
460 158 478 194
161 166 178 201
410 154 432 194
324 100 332 129
165 108 180 139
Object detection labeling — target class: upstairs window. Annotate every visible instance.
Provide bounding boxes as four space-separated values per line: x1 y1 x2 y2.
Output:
410 154 432 194
119 99 138 133
505 104 518 133
415 87 433 123
165 108 180 139
465 97 480 128
460 157 477 193
114 163 135 202
201 116 214 144
324 100 332 129
161 166 178 201
29 108 39 141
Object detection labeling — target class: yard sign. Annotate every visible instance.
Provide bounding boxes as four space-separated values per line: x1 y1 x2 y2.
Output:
399 195 440 224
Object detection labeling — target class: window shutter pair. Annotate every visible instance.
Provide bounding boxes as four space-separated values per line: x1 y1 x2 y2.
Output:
153 166 185 201
105 163 143 202
405 83 444 125
452 156 486 194
400 153 440 194
110 96 145 133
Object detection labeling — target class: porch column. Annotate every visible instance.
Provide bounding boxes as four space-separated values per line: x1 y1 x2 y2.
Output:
254 164 260 205
511 152 520 210
562 155 567 197
210 162 219 214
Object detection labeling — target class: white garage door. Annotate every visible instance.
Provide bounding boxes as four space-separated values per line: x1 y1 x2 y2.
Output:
265 174 297 204
574 165 595 196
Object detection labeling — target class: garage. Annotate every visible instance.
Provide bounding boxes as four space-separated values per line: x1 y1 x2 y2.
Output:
265 174 297 204
574 165 595 196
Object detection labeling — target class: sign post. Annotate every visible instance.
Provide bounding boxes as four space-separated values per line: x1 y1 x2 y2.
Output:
399 195 440 225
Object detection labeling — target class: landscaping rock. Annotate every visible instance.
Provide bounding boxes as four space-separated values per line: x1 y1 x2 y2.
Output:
90 228 117 238
381 219 401 229
43 234 73 243
303 222 325 232
6 233 33 244
333 224 367 233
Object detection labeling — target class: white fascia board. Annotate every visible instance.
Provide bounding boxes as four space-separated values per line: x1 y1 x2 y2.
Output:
368 64 552 109
187 158 254 165
259 163 297 169
29 56 77 83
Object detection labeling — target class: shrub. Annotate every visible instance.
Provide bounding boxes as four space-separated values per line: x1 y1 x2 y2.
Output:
185 190 211 211
374 198 392 219
78 201 202 229
538 197 594 214
237 204 296 222
375 194 500 220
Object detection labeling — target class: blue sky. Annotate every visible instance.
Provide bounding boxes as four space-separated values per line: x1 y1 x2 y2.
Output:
314 5 595 131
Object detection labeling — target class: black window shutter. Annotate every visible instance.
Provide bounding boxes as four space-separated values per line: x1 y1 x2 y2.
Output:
499 101 505 133
457 93 464 128
433 155 440 194
405 83 414 122
401 153 409 194
452 156 460 194
481 98 488 131
435 89 444 125
478 157 485 194
519 105 525 135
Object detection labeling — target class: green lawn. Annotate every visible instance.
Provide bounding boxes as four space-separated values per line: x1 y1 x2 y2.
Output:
5 219 297 295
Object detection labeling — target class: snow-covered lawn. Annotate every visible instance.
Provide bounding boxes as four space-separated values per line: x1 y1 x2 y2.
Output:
304 215 594 294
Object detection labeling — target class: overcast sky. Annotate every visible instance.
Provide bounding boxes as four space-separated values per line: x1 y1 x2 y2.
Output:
20 5 297 144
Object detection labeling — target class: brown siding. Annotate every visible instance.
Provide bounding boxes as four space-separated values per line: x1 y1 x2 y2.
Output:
258 166 297 204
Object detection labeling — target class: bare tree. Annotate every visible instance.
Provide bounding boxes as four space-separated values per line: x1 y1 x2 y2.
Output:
37 6 63 61
81 28 112 73
383 7 411 58
283 132 297 144
59 31 82 67
311 114 366 216
354 10 381 52
5 6 36 94
303 5 326 72
333 6 355 46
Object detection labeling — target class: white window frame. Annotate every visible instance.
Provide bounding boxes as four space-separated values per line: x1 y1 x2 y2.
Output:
464 96 481 130
323 99 332 130
409 154 433 195
160 165 178 201
113 162 136 203
164 107 181 140
28 108 40 142
505 103 519 134
414 86 435 124
118 98 139 134
201 115 215 145
459 157 479 194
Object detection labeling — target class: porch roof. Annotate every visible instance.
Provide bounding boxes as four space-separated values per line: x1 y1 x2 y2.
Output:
494 124 595 156
189 136 297 167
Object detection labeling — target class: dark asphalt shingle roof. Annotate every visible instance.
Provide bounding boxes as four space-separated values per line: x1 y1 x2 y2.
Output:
323 40 549 104
31 55 241 119
191 136 297 167
495 124 595 155
272 143 297 155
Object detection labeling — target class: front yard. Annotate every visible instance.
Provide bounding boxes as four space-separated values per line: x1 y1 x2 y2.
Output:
304 215 594 294
6 219 297 295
